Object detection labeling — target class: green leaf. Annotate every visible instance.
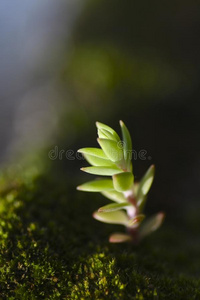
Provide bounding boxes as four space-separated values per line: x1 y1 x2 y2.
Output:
112 172 134 192
93 210 129 225
97 129 109 139
82 153 115 167
136 165 155 201
98 128 120 142
101 190 127 203
81 166 122 176
78 148 108 159
128 214 145 226
78 147 116 167
98 202 131 212
77 179 114 192
120 120 132 166
96 121 120 141
139 212 165 239
97 138 124 162
109 233 132 243
137 195 147 212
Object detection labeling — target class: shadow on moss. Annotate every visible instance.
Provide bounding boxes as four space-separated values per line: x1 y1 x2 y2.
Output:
0 170 200 299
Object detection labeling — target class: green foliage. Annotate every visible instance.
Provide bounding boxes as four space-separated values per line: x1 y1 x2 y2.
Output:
98 202 131 213
77 121 164 243
81 166 121 176
97 138 124 163
113 172 134 192
93 210 129 226
77 179 114 192
119 120 132 168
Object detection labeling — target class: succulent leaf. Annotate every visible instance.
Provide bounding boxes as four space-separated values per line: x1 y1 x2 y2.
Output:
82 153 115 167
120 120 132 167
101 190 127 203
77 179 114 192
97 138 124 162
139 212 165 238
136 165 155 201
112 172 134 192
96 121 120 141
78 148 108 159
98 202 131 213
93 210 129 225
81 166 122 176
98 129 120 142
137 195 147 212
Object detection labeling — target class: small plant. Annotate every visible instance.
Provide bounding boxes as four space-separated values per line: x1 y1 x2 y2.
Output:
77 121 164 243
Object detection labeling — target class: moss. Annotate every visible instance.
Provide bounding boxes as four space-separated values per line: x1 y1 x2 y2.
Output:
0 169 200 299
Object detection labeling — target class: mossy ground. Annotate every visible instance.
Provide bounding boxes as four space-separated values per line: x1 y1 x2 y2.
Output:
0 168 200 299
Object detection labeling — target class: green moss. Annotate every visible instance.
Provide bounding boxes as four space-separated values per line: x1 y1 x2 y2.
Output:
0 169 200 299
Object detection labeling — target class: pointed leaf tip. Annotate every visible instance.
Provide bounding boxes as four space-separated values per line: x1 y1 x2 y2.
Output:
96 122 120 141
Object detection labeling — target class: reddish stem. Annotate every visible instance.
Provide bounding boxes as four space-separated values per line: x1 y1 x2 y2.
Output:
126 193 140 244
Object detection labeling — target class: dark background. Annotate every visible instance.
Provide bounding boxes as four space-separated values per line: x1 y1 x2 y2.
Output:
0 0 200 216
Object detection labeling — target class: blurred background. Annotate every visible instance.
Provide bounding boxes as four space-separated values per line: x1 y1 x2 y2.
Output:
0 0 200 215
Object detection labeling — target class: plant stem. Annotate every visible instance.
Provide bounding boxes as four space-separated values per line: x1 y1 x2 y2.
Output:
124 188 140 243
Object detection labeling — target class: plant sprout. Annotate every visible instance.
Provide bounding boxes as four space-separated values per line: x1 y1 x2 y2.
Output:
77 121 164 243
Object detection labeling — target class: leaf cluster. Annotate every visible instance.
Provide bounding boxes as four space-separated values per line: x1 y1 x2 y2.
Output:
77 121 164 243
